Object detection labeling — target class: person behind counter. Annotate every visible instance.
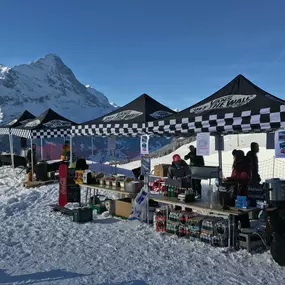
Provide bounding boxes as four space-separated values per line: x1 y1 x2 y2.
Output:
246 142 261 185
232 149 238 169
61 140 71 160
223 150 251 196
184 145 204 199
167 154 192 188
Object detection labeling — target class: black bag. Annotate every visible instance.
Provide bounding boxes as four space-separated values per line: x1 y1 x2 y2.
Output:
271 233 285 266
67 184 81 203
219 183 236 207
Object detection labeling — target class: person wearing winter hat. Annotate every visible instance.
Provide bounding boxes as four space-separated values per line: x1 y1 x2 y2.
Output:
61 140 70 160
167 154 192 189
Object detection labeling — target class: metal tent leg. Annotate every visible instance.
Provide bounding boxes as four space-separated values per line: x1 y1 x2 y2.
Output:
31 138 34 181
9 133 15 171
40 138 43 160
69 135 73 168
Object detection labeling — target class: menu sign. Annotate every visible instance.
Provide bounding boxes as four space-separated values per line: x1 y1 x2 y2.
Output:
196 133 210 156
275 130 285 158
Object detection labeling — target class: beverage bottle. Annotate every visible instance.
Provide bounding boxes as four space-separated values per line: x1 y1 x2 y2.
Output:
174 187 178 197
164 184 168 196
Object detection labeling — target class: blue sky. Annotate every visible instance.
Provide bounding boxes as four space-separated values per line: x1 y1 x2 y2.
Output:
1 0 285 109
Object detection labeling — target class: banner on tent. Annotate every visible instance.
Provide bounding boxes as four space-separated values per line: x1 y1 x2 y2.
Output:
197 133 210 156
140 135 149 155
275 130 285 158
141 155 151 175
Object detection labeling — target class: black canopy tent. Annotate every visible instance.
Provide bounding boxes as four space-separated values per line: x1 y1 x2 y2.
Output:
72 93 176 137
145 74 285 176
10 108 76 173
0 110 36 169
146 74 285 136
0 110 35 135
71 93 176 179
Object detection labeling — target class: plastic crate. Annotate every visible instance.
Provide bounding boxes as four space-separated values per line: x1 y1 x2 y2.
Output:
73 207 93 223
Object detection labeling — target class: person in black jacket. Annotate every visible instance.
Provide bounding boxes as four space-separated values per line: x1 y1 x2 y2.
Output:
167 154 192 188
246 142 261 185
184 145 204 198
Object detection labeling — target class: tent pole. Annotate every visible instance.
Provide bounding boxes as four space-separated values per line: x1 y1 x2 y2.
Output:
91 136 94 160
40 138 43 160
217 134 223 179
9 133 15 170
31 138 34 181
69 135 73 168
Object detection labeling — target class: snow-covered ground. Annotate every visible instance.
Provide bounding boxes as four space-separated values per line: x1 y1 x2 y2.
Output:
1 167 285 285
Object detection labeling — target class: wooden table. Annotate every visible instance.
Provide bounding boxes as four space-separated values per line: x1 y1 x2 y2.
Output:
79 184 136 205
149 194 258 217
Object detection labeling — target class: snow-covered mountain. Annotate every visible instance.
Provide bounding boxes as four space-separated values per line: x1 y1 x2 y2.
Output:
0 54 116 124
0 54 170 161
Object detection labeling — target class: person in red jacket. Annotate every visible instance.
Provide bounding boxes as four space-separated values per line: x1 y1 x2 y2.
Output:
223 150 251 196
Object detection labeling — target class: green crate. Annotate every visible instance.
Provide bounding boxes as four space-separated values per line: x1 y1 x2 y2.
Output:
89 204 107 214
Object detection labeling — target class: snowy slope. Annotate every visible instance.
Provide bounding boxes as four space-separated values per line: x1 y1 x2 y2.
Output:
0 167 284 285
0 54 116 124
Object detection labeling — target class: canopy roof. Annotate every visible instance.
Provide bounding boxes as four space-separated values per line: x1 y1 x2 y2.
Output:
0 110 35 135
11 108 76 139
72 93 176 136
146 74 285 135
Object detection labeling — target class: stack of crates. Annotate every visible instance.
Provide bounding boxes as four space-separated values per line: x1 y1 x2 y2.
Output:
167 210 180 235
154 207 167 232
187 216 205 240
177 211 197 238
212 219 229 247
201 217 223 244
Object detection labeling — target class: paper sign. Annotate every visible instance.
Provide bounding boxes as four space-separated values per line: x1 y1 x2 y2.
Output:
196 133 210 156
275 130 285 158
108 136 116 150
140 135 149 155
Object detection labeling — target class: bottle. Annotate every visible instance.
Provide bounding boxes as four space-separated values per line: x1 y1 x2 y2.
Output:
174 187 178 197
164 184 168 197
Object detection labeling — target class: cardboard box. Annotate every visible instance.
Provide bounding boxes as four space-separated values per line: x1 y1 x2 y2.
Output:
115 198 133 218
154 164 170 177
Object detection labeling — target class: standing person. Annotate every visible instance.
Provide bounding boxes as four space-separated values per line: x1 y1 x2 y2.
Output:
184 145 204 199
223 150 251 196
232 149 238 169
167 154 192 188
246 142 261 185
61 140 71 160
26 143 37 181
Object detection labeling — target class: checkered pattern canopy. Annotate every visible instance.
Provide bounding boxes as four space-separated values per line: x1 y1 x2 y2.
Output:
0 110 35 136
72 94 176 137
11 108 75 139
146 75 285 136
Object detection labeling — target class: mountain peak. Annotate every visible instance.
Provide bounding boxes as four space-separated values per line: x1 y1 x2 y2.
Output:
0 54 117 123
34 53 65 68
